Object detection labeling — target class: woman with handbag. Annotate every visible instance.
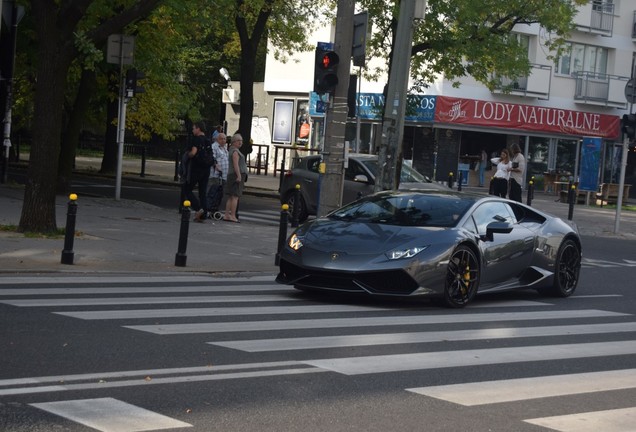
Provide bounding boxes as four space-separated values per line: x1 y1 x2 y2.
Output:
223 133 248 223
490 149 511 198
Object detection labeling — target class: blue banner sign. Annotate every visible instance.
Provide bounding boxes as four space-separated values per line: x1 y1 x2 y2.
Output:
310 92 436 122
579 137 602 192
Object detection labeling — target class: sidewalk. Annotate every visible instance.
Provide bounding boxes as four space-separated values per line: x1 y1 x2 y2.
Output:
1 156 634 275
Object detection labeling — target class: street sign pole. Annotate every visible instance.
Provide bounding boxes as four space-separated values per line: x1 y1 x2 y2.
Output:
107 34 135 200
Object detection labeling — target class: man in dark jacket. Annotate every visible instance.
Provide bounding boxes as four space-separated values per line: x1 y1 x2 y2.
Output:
182 121 211 222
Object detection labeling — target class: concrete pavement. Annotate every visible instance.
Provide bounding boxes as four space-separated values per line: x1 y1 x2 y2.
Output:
1 155 634 275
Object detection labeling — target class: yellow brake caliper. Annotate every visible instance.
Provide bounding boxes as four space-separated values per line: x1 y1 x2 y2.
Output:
461 265 471 294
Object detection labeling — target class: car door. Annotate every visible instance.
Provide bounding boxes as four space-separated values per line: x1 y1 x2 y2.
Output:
470 201 536 287
342 159 375 205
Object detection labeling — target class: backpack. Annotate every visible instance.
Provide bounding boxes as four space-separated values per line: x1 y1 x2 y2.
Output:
195 138 215 168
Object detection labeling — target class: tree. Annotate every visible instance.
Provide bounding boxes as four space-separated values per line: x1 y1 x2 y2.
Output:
19 0 163 233
362 0 586 90
226 0 330 155
358 0 587 189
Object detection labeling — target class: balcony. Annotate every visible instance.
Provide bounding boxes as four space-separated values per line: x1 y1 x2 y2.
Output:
573 1 614 36
573 71 629 109
492 64 552 100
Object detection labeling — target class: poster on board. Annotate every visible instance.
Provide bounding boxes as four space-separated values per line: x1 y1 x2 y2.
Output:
272 100 294 143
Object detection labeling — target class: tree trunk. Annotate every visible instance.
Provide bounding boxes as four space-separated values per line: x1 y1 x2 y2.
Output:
18 9 73 233
238 50 255 157
58 68 97 193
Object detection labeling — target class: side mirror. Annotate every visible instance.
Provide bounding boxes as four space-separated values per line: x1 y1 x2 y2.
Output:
353 174 370 183
482 221 513 242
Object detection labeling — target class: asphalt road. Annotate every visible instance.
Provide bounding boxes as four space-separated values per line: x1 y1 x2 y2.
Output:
1 238 636 432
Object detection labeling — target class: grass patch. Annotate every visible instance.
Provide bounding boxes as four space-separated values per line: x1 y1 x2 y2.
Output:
0 224 66 238
602 204 636 212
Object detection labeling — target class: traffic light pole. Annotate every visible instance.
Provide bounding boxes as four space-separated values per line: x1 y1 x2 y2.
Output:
614 128 630 234
375 0 419 192
316 0 355 217
115 49 128 201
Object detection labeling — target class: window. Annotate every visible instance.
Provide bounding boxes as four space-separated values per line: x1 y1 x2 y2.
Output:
592 0 613 13
556 43 608 76
471 202 516 235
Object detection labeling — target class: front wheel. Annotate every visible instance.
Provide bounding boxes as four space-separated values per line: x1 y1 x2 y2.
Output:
443 245 480 308
541 238 581 297
284 191 308 223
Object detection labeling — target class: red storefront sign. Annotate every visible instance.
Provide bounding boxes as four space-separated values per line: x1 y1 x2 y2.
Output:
435 96 620 139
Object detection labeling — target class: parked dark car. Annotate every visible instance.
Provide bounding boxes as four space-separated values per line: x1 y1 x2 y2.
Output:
276 190 582 308
279 154 448 222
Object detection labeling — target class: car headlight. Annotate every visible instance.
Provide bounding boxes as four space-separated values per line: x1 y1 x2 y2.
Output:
288 233 303 251
385 246 428 260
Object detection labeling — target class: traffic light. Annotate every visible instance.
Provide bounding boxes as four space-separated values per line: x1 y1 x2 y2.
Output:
314 48 339 94
125 68 145 97
622 114 636 140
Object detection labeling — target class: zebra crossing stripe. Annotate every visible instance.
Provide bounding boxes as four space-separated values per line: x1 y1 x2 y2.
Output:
0 284 282 296
0 275 274 285
406 368 636 406
30 398 192 431
1 366 324 397
124 309 628 335
1 294 297 307
56 304 394 320
302 341 636 375
209 322 636 352
524 407 636 432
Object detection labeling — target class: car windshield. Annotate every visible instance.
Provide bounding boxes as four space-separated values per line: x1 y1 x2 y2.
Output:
329 193 473 227
360 160 431 183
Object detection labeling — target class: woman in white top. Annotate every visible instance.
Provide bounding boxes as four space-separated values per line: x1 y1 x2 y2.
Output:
490 149 511 198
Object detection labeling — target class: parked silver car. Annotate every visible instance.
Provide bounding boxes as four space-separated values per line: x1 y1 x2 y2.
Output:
279 154 448 222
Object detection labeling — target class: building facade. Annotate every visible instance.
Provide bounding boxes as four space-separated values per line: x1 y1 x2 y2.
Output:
223 1 635 197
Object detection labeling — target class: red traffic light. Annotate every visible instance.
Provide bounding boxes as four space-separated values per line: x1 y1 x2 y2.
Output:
321 52 338 69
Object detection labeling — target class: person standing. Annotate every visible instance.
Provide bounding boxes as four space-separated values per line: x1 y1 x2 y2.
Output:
490 149 511 198
206 133 228 217
183 121 210 222
223 133 247 223
508 143 526 202
479 148 487 187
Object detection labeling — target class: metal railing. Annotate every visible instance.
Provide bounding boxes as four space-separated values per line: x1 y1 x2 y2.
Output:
493 64 552 99
591 2 614 33
573 71 629 107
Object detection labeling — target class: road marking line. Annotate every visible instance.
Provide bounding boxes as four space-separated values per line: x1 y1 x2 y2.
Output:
31 397 192 431
1 294 298 307
0 275 275 284
0 361 301 387
2 368 324 397
470 300 552 307
56 304 394 320
0 284 282 296
302 341 636 375
524 407 636 432
406 369 636 406
124 310 628 335
209 322 636 352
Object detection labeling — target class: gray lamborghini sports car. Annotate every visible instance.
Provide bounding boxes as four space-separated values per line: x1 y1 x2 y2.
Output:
276 190 582 308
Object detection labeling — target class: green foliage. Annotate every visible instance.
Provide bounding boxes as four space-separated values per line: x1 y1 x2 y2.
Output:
359 0 587 91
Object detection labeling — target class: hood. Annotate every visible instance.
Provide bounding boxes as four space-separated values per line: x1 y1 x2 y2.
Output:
299 219 445 254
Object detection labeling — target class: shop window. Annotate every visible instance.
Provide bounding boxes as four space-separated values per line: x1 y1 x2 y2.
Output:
526 137 549 177
555 139 578 176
